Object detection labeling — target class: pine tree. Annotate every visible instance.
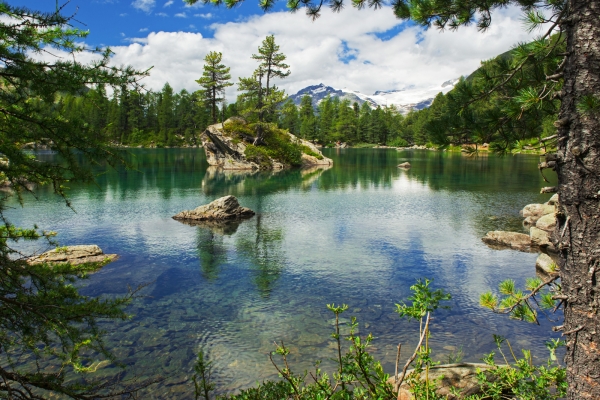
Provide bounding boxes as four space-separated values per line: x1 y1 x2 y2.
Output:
0 3 157 398
196 51 233 124
252 35 290 120
238 35 290 143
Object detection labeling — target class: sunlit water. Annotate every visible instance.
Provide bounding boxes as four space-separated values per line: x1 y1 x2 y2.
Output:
5 148 560 398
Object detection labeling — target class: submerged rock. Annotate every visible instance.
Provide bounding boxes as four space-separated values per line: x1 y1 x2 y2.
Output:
398 162 411 169
172 195 254 223
482 231 533 251
29 245 118 266
390 363 495 400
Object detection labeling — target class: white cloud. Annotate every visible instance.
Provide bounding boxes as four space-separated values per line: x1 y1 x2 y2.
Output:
132 0 156 13
184 1 203 8
120 13 128 16
174 12 187 18
194 13 212 19
164 0 174 6
189 24 197 29
140 27 149 32
155 12 168 16
107 6 541 101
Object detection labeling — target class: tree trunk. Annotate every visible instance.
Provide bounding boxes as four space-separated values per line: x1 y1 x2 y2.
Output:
555 1 600 398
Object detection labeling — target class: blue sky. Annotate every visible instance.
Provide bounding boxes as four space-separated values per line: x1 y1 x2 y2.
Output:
22 1 541 102
23 0 285 46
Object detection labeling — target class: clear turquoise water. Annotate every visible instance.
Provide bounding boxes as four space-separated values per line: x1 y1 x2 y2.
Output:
5 148 560 398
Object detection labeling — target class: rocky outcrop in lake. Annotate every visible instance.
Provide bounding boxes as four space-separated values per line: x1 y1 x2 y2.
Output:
172 195 255 224
201 118 332 170
29 245 118 266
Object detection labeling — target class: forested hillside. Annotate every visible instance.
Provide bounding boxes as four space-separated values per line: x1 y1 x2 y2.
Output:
59 35 560 151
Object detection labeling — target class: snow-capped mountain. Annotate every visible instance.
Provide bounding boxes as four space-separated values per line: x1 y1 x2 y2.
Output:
288 84 378 109
287 79 459 114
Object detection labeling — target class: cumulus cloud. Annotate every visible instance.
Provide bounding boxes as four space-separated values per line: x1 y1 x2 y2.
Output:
107 6 540 99
164 0 174 6
194 13 212 19
131 0 155 13
174 12 187 18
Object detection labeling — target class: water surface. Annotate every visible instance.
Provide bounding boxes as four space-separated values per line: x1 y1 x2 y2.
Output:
6 148 560 397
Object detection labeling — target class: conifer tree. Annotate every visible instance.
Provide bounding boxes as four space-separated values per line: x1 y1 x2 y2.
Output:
238 35 290 143
196 51 233 124
0 3 159 398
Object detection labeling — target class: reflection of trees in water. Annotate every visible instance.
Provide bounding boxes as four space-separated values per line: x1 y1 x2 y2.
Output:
195 220 242 281
396 151 556 193
201 165 331 198
235 204 285 298
196 228 228 281
316 149 398 191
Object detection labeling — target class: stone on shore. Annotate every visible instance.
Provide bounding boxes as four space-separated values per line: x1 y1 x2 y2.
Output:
536 253 559 277
520 203 555 219
530 226 554 250
547 193 559 205
536 213 556 231
398 162 411 168
172 195 254 223
29 245 118 266
389 363 495 400
482 231 533 251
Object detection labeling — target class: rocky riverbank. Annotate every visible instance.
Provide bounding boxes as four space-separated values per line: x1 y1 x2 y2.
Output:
482 193 560 277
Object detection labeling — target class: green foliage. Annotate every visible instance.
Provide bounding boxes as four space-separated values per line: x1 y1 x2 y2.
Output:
465 337 566 400
243 124 303 168
196 51 234 124
301 145 323 160
480 275 561 324
0 4 157 397
193 348 216 400
395 278 451 321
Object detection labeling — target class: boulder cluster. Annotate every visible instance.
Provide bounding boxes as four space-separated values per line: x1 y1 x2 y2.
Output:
482 194 559 278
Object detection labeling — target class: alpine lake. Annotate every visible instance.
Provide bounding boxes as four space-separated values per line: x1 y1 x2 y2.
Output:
6 148 561 398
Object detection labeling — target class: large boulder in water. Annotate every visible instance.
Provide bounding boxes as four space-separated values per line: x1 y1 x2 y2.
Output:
172 195 254 223
29 245 118 266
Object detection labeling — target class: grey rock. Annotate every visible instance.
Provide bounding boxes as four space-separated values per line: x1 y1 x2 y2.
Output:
547 193 559 205
29 245 118 266
536 253 559 278
173 195 254 223
530 226 554 250
536 213 556 232
521 203 555 219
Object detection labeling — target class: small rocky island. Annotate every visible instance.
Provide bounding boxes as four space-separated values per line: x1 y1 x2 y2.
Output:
201 118 332 170
172 195 255 224
29 245 118 266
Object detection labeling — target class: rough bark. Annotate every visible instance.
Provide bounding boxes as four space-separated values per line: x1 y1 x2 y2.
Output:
555 1 600 398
